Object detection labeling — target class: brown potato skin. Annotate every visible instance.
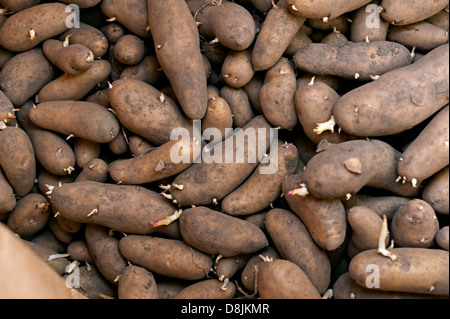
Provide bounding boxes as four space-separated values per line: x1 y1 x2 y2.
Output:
58 0 102 9
282 173 347 251
251 0 306 71
320 30 349 45
285 29 312 56
258 259 321 299
300 139 419 199
119 235 212 280
0 0 40 12
29 100 120 144
0 48 54 107
333 43 449 137
351 0 389 42
343 194 410 220
347 206 385 251
101 0 150 38
120 55 162 85
74 138 103 169
219 86 255 128
21 240 70 276
398 105 449 186
175 279 236 299
36 59 111 103
349 248 449 296
0 90 15 126
75 158 109 183
286 0 372 19
0 168 16 214
221 143 299 216
179 206 269 257
221 49 254 88
148 0 207 120
426 10 450 32
49 181 177 234
108 79 191 146
0 3 69 52
59 23 109 59
391 199 439 248
43 39 94 75
128 135 155 157
6 193 50 238
202 96 234 141
66 240 95 263
114 34 145 66
436 226 449 251
118 265 159 299
71 265 117 299
0 126 36 197
259 57 297 129
380 0 449 25
293 41 411 81
215 254 249 282
422 166 449 215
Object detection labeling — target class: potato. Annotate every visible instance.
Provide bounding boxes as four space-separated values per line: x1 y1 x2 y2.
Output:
350 0 389 42
170 115 272 206
282 173 347 251
66 240 95 263
294 79 354 145
108 137 200 185
59 23 109 59
114 34 145 66
0 126 36 197
0 0 40 12
179 206 269 257
347 206 386 251
215 254 249 282
307 15 351 35
422 166 449 215
0 48 54 106
249 0 277 13
0 3 69 52
397 105 449 187
128 135 155 157
251 0 306 71
286 0 372 20
343 194 410 220
157 280 189 299
37 170 73 199
108 79 191 146
175 278 236 299
17 101 76 177
101 0 150 38
219 86 255 128
43 39 94 76
426 10 450 32
85 224 128 284
293 41 411 81
107 129 128 155
118 265 159 299
47 217 73 244
221 142 299 216
221 49 254 88
0 47 14 70
380 0 449 25
148 0 207 120
259 57 297 129
36 59 111 103
388 21 449 52
0 168 16 214
243 73 264 114
391 199 439 248
70 264 117 299
436 226 449 251
74 138 103 169
29 100 120 144
119 234 213 280
30 227 66 254
21 240 70 276
120 55 162 85
6 193 50 238
202 96 234 141
297 139 419 200
58 0 102 9
349 247 449 296
284 29 312 56
187 0 256 51
75 158 108 183
257 259 321 299
264 208 331 293
100 22 126 44
333 43 449 137
0 90 15 126
320 30 349 45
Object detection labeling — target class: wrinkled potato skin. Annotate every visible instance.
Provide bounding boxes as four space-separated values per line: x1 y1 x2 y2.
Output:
388 22 450 51
380 0 449 25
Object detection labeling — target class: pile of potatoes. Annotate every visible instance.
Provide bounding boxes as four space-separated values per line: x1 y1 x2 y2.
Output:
0 0 449 299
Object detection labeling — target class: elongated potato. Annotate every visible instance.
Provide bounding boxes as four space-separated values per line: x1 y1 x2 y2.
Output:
297 139 419 200
259 57 297 129
118 265 159 299
215 254 249 282
75 158 108 183
59 23 109 59
351 1 389 42
264 208 331 293
333 43 449 137
0 3 69 52
101 0 150 38
108 79 191 146
286 0 372 20
391 199 439 248
380 0 449 25
426 10 450 32
36 59 111 103
0 126 36 197
0 168 16 214
49 181 177 234
202 96 234 141
293 41 411 81
175 279 236 299
148 0 207 120
397 105 449 187
85 224 128 284
74 138 103 169
219 86 255 128
120 55 162 85
29 101 120 144
251 0 306 71
119 234 212 280
0 48 54 106
43 39 94 75
170 115 273 206
221 142 299 216
0 90 15 126
436 226 449 251
240 246 280 292
347 206 386 251
0 0 40 12
349 248 449 296
258 259 321 299
282 173 347 251
179 206 269 257
285 29 312 56
343 194 410 220
422 166 449 215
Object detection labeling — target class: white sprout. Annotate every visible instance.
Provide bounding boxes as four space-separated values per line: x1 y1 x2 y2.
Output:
378 215 397 261
313 115 336 134
148 209 183 227
287 184 309 197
